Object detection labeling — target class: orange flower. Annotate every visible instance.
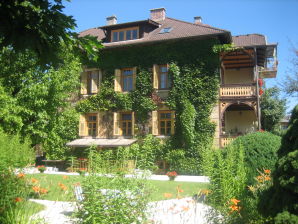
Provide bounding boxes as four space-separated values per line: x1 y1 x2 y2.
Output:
32 186 40 193
62 175 68 179
17 173 25 178
58 183 68 191
176 185 184 193
163 193 173 198
230 198 240 205
264 176 271 181
39 188 48 194
31 178 39 184
264 169 271 174
256 175 264 183
14 197 23 203
229 204 240 212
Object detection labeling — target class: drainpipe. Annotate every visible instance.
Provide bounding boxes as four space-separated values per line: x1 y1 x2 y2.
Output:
254 47 261 131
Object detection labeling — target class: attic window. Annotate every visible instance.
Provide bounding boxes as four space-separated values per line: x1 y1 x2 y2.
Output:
159 27 173 34
111 27 139 42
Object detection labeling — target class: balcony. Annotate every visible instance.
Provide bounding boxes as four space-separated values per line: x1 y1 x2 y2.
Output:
259 57 277 78
220 84 256 98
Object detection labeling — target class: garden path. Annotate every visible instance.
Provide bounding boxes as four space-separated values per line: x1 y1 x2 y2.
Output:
31 198 211 224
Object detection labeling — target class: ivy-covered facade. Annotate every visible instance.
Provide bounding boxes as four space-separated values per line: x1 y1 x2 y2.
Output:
67 8 277 151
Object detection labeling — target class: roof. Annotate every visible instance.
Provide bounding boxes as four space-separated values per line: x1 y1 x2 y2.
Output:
66 138 137 147
232 34 267 47
79 17 231 48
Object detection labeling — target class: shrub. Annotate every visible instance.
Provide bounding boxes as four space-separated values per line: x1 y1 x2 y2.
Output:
202 144 247 223
0 131 34 170
230 131 281 184
165 149 201 175
76 149 151 224
259 105 298 220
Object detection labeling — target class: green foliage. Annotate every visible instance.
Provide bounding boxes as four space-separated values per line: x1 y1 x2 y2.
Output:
165 149 200 175
0 46 81 159
0 131 34 170
0 0 102 66
260 104 298 219
274 211 298 224
132 135 163 170
212 43 239 53
77 149 151 224
231 132 281 184
261 87 286 131
0 171 33 223
204 144 247 223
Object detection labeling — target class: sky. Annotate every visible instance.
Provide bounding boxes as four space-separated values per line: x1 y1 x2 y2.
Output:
63 0 298 112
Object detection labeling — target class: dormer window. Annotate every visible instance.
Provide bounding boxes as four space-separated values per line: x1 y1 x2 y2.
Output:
111 27 139 42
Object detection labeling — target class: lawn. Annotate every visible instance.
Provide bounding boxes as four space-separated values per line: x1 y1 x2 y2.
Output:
27 174 209 202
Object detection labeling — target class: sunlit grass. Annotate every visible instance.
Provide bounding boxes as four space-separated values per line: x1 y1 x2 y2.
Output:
27 174 209 202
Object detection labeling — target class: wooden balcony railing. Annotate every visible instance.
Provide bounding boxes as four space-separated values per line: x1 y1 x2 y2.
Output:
220 84 256 97
220 135 237 147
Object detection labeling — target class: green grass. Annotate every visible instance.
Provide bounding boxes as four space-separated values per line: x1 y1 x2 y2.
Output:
148 180 209 201
27 174 209 202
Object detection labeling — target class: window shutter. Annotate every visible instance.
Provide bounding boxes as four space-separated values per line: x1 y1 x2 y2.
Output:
131 112 135 136
98 69 102 92
114 69 122 92
152 111 158 135
132 67 137 90
79 114 87 136
81 72 88 95
113 112 121 136
91 70 99 94
97 112 103 137
153 64 159 89
171 111 175 135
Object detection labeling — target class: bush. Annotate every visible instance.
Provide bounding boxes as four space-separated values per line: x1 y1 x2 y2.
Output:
230 131 281 184
202 144 247 223
165 149 200 175
0 131 34 170
76 149 151 223
259 105 298 220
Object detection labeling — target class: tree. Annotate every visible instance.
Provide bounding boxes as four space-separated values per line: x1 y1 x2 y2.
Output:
283 48 298 97
0 0 102 66
0 46 81 159
259 104 298 222
260 87 286 131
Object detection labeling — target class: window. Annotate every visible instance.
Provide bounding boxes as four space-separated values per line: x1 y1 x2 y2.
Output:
159 65 171 89
87 70 99 94
87 114 97 137
121 113 132 136
159 111 172 135
159 27 173 34
111 27 139 42
122 68 133 91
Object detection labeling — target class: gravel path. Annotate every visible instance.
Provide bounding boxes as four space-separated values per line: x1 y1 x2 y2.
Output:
30 199 77 224
31 198 211 224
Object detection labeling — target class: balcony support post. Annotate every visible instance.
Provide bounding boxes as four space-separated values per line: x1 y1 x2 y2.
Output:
254 47 261 131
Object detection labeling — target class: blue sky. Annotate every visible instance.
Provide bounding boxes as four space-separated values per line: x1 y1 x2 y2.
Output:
63 0 298 112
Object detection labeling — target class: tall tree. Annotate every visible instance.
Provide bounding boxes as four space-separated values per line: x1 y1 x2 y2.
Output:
283 48 298 97
0 46 81 159
260 87 286 131
0 0 102 66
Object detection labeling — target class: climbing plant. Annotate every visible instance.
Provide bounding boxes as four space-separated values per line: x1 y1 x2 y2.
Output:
78 38 221 174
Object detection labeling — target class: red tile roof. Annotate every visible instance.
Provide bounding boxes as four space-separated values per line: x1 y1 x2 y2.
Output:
79 17 231 48
232 34 267 47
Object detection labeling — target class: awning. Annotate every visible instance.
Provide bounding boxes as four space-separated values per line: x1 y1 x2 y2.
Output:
66 138 137 148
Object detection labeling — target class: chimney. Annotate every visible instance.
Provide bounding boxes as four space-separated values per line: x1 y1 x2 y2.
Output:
194 16 202 24
150 8 166 21
106 15 117 25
